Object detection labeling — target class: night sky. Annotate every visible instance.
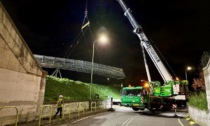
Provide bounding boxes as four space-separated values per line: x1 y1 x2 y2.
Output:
1 0 210 86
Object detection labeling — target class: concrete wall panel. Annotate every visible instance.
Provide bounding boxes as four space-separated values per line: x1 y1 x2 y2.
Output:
0 2 47 123
0 36 6 47
0 45 26 73
0 37 7 67
0 68 42 103
203 59 210 111
188 106 210 126
0 3 42 76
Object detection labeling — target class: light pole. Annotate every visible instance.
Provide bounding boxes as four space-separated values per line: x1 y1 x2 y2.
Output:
184 66 192 101
90 40 96 101
90 34 108 102
185 66 192 80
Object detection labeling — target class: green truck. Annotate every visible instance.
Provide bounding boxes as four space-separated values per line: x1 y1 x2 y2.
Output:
120 86 145 111
120 80 187 111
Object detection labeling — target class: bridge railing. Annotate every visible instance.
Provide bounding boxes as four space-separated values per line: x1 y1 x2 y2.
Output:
34 54 126 79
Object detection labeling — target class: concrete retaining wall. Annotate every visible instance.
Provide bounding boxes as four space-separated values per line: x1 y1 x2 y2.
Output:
0 1 47 123
188 58 210 126
203 59 210 111
188 106 210 126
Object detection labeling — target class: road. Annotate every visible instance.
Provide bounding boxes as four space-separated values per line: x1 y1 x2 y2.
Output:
53 106 191 126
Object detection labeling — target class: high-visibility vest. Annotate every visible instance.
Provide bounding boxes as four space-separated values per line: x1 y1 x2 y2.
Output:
57 98 64 108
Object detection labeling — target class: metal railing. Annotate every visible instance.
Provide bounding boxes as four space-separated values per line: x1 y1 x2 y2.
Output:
38 105 52 126
0 101 106 126
0 106 18 126
91 102 96 113
75 103 84 117
63 104 71 119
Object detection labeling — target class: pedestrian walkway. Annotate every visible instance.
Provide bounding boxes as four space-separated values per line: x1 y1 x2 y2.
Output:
14 109 106 126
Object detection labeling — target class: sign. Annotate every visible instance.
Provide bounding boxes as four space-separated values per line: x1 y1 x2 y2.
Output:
172 104 177 109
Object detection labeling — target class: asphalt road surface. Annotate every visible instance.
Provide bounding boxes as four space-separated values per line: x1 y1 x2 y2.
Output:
52 106 191 126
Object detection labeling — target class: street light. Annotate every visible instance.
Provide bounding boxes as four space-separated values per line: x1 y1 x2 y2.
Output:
184 66 192 101
185 66 192 80
90 34 109 101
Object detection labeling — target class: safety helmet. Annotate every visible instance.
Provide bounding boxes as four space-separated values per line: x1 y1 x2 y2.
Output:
59 95 63 98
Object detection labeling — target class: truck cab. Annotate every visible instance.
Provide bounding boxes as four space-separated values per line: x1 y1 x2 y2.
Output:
120 86 145 111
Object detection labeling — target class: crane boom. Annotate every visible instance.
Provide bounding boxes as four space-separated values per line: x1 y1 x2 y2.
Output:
116 0 172 82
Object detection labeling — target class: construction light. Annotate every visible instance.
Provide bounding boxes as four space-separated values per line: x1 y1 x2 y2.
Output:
175 77 179 80
144 82 150 88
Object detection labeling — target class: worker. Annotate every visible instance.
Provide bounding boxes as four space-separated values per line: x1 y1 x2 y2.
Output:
54 95 64 119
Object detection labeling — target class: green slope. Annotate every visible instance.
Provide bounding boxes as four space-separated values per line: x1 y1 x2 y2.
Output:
44 76 121 103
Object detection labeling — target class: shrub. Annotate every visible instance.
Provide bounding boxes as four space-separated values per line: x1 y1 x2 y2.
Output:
188 92 208 111
44 76 121 103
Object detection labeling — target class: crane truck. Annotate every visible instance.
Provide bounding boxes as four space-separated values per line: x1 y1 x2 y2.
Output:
116 0 188 111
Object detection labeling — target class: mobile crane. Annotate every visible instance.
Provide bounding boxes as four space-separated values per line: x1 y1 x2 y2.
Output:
117 0 188 111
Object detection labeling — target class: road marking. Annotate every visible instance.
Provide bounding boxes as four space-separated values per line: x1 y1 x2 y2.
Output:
178 117 184 126
121 115 137 126
189 121 195 125
72 113 104 124
186 118 190 120
72 115 92 124
125 116 137 126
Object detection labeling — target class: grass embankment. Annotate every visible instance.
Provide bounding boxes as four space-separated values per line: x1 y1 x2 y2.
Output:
44 76 121 103
188 92 208 111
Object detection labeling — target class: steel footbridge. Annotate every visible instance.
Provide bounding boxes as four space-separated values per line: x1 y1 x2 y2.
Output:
34 54 126 79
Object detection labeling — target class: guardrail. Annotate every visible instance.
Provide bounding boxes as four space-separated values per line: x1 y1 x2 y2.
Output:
91 102 96 113
0 100 106 126
38 105 52 126
63 104 71 119
0 106 19 126
77 102 85 117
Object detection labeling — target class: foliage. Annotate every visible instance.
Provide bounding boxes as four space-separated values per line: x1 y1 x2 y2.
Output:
200 51 210 68
192 71 205 92
191 51 208 92
44 76 121 103
188 92 208 111
189 51 208 111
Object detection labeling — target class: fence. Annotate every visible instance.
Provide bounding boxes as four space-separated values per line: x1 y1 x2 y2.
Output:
0 100 105 126
38 105 52 126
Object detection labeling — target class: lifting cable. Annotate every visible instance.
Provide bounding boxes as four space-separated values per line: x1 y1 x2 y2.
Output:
64 29 87 58
80 0 92 58
64 0 90 58
81 0 102 63
150 39 177 78
64 0 89 58
64 0 102 63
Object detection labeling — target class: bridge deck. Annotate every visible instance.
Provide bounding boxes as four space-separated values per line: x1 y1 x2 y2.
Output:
34 54 126 79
